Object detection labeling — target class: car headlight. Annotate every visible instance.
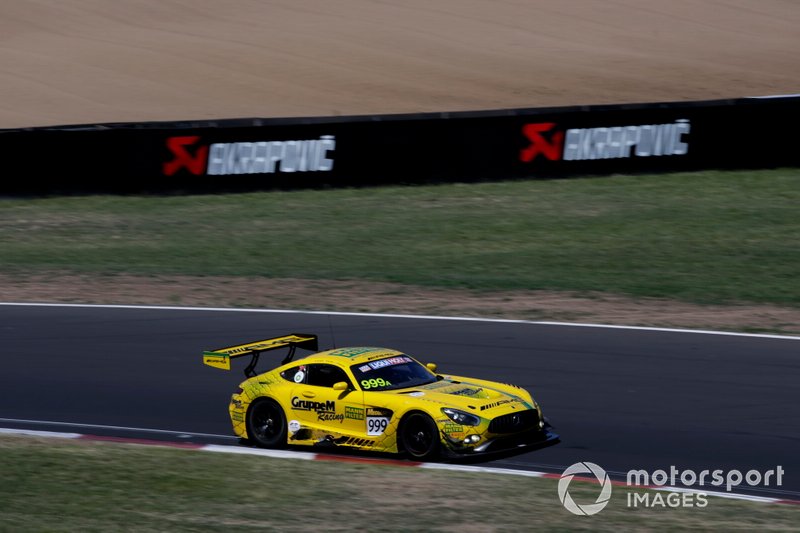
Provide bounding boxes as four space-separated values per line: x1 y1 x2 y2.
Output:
441 408 481 426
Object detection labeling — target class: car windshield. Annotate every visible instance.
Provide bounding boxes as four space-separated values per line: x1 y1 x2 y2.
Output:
350 355 437 392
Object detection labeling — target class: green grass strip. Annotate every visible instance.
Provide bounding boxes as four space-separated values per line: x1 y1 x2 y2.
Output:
1 168 798 305
0 436 797 532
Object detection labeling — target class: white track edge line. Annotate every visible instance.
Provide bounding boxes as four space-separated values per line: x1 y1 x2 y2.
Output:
1 426 795 505
202 444 315 460
1 302 798 341
0 417 236 440
0 427 82 439
420 462 547 478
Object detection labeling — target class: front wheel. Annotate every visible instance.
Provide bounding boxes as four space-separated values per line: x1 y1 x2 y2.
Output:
247 398 287 448
400 412 440 461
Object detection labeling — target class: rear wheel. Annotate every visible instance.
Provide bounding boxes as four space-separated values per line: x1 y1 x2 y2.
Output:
247 398 287 448
400 412 440 460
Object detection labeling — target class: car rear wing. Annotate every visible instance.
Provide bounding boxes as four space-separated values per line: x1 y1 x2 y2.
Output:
203 333 318 376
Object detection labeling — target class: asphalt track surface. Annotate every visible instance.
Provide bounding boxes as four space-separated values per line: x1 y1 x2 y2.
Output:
2 304 798 499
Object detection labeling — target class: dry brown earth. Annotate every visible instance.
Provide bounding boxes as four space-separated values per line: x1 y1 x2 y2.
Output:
1 1 799 332
1 0 798 128
2 274 799 334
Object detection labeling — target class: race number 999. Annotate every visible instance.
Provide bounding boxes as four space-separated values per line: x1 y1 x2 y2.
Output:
367 416 389 436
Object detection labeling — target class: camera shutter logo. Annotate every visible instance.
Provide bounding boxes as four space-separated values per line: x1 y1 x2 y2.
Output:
558 462 613 516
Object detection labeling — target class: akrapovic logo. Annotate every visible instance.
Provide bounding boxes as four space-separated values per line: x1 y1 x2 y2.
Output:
520 123 564 162
520 120 690 163
163 135 335 176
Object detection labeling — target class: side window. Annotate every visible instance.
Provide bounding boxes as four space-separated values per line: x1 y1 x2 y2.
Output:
306 364 351 388
280 365 307 384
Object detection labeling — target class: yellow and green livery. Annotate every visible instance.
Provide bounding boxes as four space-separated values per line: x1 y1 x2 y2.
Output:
204 333 558 459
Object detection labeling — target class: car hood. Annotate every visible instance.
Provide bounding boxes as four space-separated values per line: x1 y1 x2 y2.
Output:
390 377 532 414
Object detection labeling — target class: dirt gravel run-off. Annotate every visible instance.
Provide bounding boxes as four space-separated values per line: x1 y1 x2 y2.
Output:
3 274 799 335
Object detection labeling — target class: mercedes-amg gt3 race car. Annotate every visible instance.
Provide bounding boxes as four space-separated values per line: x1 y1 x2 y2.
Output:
204 333 558 460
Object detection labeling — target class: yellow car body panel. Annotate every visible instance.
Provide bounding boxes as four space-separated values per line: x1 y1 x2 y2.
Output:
211 340 558 458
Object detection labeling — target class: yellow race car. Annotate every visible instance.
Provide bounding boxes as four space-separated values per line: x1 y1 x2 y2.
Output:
204 333 558 460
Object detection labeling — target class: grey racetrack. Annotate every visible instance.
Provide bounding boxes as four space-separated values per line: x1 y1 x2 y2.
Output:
1 304 798 498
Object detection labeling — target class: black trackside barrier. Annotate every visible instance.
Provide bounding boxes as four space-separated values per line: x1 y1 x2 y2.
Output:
1 95 798 194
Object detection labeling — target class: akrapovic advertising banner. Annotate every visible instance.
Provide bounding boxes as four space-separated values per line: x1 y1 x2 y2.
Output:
1 95 798 194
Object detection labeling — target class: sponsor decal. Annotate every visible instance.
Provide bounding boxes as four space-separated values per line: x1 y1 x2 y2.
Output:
291 397 345 423
291 396 335 413
345 406 365 420
317 412 345 423
479 398 518 411
163 135 335 176
288 420 302 433
328 347 379 358
219 337 307 356
368 356 412 370
443 423 464 434
520 120 690 163
450 387 481 396
366 407 392 417
443 422 466 440
519 122 564 162
231 412 244 422
164 136 209 176
203 353 229 369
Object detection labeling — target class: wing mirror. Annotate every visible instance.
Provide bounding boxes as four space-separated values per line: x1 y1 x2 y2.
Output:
333 382 349 391
426 363 438 373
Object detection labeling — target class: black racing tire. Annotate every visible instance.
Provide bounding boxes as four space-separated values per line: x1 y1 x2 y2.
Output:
399 412 440 461
246 398 287 448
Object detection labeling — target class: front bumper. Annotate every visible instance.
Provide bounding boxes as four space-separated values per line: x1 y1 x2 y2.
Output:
440 427 560 459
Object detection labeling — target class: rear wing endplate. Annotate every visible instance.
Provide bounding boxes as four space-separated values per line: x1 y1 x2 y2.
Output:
203 333 318 376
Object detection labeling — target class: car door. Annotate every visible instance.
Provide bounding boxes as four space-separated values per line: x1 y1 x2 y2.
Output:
289 363 364 437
